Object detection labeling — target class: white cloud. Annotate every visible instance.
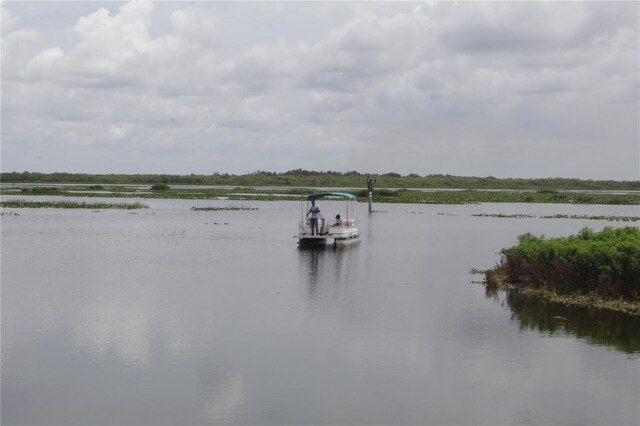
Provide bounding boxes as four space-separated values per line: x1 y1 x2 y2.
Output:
170 6 219 46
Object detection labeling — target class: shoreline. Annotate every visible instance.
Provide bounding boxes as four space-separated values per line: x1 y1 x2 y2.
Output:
2 184 639 206
476 267 640 317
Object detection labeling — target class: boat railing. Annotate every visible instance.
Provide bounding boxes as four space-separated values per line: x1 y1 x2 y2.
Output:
299 217 330 235
337 218 357 227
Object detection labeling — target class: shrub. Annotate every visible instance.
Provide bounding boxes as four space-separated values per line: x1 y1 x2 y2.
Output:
151 183 170 191
499 227 640 300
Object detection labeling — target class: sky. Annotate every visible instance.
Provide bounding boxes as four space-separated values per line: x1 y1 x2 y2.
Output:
1 1 639 180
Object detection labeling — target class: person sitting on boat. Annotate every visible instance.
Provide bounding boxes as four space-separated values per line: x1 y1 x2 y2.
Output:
306 200 321 235
334 214 342 226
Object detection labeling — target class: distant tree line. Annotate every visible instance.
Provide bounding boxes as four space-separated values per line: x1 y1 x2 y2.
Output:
1 170 639 190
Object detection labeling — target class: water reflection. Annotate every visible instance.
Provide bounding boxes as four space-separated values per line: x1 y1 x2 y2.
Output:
198 361 245 424
74 297 154 367
4 201 639 425
487 287 640 354
297 245 360 305
298 246 325 296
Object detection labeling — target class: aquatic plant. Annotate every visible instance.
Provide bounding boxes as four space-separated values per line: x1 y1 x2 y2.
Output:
19 187 64 195
541 214 639 222
379 190 640 205
0 200 148 209
151 183 170 191
470 213 639 221
191 206 258 211
472 213 535 218
485 227 640 315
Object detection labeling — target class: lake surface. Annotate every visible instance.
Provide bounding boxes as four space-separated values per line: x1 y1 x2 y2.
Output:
2 197 639 425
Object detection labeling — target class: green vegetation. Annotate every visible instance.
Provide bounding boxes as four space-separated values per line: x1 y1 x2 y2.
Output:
472 213 639 221
0 200 148 209
2 184 638 205
540 214 639 222
191 206 258 211
472 213 535 218
14 186 140 195
151 183 170 191
18 187 66 195
2 170 639 191
484 227 640 315
375 190 639 205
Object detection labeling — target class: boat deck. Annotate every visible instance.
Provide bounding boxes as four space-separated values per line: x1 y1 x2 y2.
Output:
296 232 360 247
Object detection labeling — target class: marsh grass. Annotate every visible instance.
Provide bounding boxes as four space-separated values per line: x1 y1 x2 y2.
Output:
541 214 639 222
388 190 640 205
472 213 535 218
191 206 258 211
2 185 639 205
4 171 640 191
151 183 170 191
472 213 639 221
0 200 148 209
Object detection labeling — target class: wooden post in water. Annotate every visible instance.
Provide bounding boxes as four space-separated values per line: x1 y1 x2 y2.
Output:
367 176 376 213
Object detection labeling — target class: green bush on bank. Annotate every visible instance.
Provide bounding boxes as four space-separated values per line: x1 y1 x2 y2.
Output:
496 227 640 300
151 183 170 191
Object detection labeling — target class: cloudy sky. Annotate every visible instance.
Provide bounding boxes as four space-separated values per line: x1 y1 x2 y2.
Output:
1 1 638 179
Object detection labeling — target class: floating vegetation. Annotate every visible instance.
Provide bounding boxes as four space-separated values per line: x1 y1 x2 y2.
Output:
541 214 639 222
19 187 65 195
191 206 258 211
472 213 534 218
469 213 638 221
0 200 148 209
385 190 640 205
482 227 640 316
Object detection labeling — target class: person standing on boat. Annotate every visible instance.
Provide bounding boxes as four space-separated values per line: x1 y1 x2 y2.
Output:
307 200 321 235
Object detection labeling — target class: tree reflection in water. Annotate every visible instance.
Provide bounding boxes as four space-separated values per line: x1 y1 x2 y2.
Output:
485 287 640 354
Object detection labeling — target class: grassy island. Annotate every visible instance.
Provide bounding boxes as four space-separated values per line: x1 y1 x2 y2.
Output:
483 227 640 316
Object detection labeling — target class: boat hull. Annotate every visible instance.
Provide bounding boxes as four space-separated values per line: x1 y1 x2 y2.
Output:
297 236 328 246
296 232 360 247
334 235 361 247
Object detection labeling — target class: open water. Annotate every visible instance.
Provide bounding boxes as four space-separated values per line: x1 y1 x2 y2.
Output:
1 196 639 425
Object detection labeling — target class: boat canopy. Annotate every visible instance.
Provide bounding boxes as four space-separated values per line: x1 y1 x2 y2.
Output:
307 192 357 201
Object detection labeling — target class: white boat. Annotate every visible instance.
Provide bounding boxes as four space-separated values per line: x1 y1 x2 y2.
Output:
296 192 361 247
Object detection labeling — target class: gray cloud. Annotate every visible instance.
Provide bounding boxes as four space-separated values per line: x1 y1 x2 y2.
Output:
1 1 638 179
